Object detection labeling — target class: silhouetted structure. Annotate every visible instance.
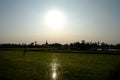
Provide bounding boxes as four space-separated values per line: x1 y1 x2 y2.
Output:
45 40 48 45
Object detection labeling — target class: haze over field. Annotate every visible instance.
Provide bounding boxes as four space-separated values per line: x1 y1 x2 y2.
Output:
0 0 120 44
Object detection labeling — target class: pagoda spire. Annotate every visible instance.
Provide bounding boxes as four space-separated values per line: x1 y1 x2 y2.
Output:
46 40 48 45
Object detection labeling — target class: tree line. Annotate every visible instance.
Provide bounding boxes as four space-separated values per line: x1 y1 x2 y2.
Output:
0 40 120 50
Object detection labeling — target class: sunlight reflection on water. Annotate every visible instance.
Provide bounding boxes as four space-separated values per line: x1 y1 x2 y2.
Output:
50 57 58 80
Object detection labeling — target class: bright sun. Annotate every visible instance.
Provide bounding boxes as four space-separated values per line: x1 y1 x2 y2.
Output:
44 8 66 30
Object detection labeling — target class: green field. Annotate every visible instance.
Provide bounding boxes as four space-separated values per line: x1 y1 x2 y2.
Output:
0 51 120 80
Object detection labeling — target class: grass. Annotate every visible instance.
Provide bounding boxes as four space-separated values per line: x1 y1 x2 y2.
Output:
0 50 120 80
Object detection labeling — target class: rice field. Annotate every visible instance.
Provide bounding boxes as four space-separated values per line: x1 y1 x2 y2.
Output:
0 50 120 80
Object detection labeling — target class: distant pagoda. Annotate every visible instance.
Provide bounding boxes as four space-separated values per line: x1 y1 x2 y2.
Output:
45 40 48 45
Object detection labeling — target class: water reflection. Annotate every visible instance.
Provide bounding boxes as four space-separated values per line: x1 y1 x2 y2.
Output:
52 70 56 78
50 57 58 80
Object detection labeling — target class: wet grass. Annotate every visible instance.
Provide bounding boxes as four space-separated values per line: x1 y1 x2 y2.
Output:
0 51 120 80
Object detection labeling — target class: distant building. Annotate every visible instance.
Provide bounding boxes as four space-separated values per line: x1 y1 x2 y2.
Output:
43 40 49 48
45 40 48 46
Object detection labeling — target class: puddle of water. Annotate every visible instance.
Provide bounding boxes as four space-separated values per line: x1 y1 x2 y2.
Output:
50 57 59 80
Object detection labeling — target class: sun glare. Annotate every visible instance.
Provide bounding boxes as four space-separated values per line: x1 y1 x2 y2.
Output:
44 8 66 31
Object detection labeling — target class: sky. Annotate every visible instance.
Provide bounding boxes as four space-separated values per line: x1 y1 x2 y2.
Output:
0 0 120 44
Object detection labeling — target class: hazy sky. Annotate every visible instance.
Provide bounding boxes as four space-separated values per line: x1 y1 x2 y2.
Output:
0 0 120 44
